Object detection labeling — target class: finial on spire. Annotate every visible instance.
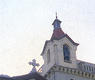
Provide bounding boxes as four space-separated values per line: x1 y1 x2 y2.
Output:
56 12 57 19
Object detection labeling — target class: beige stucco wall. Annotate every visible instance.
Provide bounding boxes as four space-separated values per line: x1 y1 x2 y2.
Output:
42 37 78 75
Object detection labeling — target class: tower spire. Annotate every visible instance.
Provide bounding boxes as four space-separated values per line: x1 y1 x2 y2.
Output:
51 14 65 40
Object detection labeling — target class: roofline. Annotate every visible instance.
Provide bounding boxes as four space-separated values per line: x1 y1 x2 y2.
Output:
41 40 50 55
41 34 79 56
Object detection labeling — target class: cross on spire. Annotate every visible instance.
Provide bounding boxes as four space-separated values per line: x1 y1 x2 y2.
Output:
29 59 39 73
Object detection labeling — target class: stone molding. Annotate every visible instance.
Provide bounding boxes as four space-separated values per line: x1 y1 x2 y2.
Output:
45 65 95 79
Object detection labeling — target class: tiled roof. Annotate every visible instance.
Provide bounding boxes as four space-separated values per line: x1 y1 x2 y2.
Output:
51 28 64 40
41 33 79 55
12 72 47 80
0 77 13 80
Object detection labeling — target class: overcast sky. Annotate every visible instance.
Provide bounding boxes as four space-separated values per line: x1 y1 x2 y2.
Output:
0 0 95 77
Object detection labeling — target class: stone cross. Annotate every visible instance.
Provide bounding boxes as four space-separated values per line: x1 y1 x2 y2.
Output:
29 59 39 72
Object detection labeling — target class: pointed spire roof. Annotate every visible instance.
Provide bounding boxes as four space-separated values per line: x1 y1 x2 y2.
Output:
50 15 79 46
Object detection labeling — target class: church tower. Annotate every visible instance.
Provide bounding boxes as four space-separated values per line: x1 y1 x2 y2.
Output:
40 15 95 80
41 15 79 75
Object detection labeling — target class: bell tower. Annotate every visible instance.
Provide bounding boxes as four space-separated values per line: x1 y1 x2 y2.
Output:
41 15 79 75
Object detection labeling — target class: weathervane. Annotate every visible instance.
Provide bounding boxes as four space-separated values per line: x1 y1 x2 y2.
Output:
29 59 40 73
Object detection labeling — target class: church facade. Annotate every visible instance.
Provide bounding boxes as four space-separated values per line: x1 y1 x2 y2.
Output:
39 16 95 80
0 16 95 80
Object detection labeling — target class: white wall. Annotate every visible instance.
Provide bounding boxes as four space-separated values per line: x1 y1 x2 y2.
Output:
42 37 78 75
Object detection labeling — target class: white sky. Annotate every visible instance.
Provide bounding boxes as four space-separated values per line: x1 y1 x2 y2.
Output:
0 0 95 77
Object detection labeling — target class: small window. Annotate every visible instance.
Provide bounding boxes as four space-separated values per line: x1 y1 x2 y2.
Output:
84 65 86 70
89 66 91 71
63 44 70 62
94 68 95 71
47 49 50 64
92 67 94 72
87 66 89 71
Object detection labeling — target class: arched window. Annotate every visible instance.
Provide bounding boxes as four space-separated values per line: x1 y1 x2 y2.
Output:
63 44 70 62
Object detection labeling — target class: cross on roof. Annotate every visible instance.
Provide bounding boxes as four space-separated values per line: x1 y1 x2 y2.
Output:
29 59 40 72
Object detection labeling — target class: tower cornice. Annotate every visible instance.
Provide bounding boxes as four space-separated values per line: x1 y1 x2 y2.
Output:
44 65 95 79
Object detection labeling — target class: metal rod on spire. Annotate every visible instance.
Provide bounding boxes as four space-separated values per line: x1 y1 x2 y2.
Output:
56 12 57 19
